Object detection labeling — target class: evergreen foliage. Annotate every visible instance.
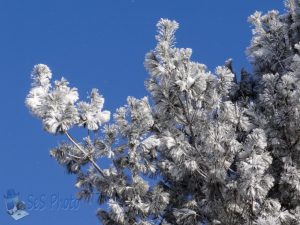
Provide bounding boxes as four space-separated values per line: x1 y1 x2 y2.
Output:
26 1 300 224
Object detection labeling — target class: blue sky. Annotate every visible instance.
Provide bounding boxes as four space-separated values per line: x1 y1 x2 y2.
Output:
0 0 285 224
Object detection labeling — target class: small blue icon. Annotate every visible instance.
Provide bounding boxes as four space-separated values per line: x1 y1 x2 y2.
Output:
4 189 29 220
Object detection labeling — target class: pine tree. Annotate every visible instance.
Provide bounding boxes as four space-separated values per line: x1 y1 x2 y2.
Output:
26 1 300 224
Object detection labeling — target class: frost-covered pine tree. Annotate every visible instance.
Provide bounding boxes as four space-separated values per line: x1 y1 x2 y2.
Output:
245 0 300 224
26 1 300 224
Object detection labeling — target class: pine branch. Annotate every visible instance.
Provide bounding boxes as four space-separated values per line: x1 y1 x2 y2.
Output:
65 131 106 178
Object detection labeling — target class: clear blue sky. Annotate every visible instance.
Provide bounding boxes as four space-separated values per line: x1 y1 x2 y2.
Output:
0 1 284 224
